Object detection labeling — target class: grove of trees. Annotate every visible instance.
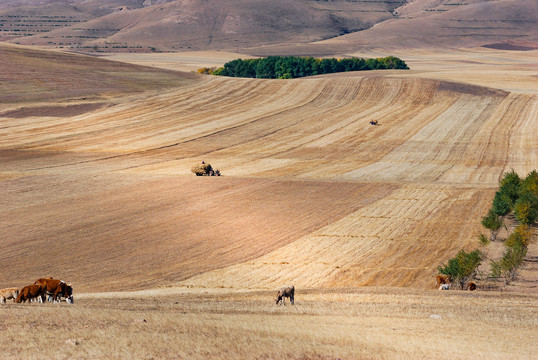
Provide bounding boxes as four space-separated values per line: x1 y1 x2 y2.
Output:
486 170 538 282
439 169 538 288
204 56 409 79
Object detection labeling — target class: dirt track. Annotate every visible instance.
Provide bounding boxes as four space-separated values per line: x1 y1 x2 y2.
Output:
1 47 537 293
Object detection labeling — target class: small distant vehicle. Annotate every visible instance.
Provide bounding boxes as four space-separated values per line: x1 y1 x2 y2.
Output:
191 162 221 176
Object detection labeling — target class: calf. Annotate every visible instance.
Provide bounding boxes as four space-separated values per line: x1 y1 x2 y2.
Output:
16 284 46 303
0 288 19 303
275 286 295 305
468 282 477 291
436 275 450 289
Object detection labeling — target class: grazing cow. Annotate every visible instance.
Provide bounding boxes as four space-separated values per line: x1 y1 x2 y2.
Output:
436 275 450 289
0 288 20 303
34 278 74 304
468 282 477 291
439 283 450 290
16 284 46 303
275 286 295 305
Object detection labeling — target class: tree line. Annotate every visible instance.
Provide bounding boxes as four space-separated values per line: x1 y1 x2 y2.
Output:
198 56 409 79
482 170 537 282
438 170 538 288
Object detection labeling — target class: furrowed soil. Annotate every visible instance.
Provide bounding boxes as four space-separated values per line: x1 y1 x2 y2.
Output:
0 44 537 358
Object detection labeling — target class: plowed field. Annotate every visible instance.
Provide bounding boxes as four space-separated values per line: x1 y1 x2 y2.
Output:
1 56 536 292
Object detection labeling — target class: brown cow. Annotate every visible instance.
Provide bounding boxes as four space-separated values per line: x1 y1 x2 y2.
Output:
275 286 295 305
0 288 19 303
468 282 477 291
34 278 73 303
16 284 46 303
436 275 450 289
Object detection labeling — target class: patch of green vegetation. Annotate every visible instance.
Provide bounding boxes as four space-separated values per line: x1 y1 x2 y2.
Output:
204 56 409 79
440 169 537 288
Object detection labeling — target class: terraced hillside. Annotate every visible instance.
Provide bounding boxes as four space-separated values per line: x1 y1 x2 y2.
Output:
4 0 401 52
1 47 536 292
2 0 536 53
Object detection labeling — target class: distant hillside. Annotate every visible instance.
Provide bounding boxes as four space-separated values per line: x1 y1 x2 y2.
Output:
2 0 401 52
314 0 538 51
1 0 536 53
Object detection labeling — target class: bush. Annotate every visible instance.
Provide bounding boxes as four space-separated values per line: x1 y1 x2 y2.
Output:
197 67 217 75
489 259 502 278
478 233 489 246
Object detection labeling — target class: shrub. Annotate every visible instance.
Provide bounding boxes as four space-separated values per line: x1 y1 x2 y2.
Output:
489 259 502 278
478 233 489 246
197 67 217 75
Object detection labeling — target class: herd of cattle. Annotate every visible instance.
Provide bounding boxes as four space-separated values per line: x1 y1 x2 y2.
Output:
1 278 475 306
0 278 73 304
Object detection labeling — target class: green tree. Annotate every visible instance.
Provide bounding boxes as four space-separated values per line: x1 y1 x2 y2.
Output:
492 190 512 216
500 244 527 282
522 170 538 198
506 224 532 249
514 196 537 224
514 170 538 224
498 169 522 207
481 208 503 241
255 56 278 79
490 225 531 283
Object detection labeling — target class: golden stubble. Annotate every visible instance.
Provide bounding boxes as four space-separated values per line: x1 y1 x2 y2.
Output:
1 288 536 359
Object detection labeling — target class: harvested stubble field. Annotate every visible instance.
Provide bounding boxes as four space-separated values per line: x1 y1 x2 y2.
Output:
0 43 537 358
1 288 537 359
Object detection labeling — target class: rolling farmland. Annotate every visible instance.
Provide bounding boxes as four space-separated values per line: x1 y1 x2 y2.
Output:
1 48 536 292
0 44 537 358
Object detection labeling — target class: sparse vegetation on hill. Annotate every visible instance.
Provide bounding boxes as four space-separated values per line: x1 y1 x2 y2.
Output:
439 170 537 289
484 170 538 283
206 56 409 79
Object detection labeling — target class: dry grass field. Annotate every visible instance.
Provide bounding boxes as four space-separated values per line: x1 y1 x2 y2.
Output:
1 288 537 359
1 40 537 358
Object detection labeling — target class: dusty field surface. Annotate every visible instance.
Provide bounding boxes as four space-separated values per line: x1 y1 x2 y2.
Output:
2 45 537 292
1 288 537 359
0 44 537 358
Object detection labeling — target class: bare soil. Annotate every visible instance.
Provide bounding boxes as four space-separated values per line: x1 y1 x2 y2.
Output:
0 42 536 359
